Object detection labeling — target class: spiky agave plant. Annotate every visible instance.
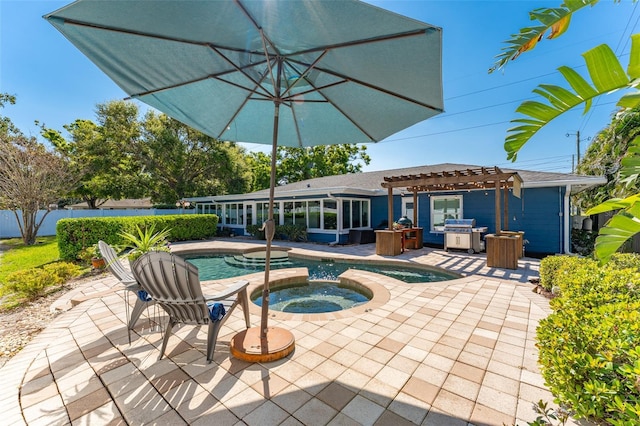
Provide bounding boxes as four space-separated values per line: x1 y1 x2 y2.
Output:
119 224 171 262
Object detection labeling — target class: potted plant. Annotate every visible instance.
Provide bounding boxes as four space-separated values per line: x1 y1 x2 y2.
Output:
79 243 106 269
119 224 171 264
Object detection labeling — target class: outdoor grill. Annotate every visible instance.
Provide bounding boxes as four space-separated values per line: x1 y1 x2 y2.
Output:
443 218 488 254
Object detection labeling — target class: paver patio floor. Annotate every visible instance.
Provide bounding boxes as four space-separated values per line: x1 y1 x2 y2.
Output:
0 239 572 425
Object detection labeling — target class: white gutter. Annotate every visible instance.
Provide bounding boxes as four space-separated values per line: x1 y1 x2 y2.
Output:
564 184 572 254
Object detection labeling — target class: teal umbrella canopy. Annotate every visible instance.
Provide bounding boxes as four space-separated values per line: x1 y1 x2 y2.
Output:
46 0 443 354
45 0 443 147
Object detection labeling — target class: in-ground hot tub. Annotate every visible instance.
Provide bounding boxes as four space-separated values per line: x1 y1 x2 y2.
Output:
251 280 371 314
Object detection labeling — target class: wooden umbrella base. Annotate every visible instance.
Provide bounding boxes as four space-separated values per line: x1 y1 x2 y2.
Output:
230 326 295 363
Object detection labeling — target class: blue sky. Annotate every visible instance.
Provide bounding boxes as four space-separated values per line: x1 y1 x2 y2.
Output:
1 0 637 174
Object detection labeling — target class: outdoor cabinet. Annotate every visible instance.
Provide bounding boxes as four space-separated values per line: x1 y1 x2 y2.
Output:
485 232 524 269
445 233 471 250
375 230 403 256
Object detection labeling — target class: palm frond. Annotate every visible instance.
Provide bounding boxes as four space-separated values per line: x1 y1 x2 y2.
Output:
489 0 599 73
505 39 639 160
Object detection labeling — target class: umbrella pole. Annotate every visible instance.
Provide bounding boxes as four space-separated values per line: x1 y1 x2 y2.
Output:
230 60 295 363
260 103 280 340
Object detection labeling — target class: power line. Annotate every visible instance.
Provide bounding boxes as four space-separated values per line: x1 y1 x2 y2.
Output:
377 120 512 143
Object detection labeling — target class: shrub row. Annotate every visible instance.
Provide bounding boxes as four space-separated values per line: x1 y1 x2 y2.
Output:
245 223 307 242
3 262 83 300
56 214 219 261
537 253 640 424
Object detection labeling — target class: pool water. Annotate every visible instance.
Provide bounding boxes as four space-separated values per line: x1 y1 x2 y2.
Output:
252 281 370 313
184 254 456 283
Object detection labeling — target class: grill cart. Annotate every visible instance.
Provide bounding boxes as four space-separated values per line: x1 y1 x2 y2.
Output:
443 218 488 254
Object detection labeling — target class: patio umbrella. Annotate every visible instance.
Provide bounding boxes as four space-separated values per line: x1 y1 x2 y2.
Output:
45 0 444 362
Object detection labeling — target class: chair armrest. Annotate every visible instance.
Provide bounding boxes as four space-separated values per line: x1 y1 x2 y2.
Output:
204 280 250 301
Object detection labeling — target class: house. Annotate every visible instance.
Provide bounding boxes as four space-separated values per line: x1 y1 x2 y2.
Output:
187 163 606 257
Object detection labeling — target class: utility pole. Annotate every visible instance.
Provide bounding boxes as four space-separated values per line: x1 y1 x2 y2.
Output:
566 131 590 172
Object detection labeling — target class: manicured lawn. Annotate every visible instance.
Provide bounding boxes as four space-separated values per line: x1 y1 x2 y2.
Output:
0 236 60 285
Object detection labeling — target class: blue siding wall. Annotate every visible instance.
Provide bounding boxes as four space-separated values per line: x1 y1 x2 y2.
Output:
369 186 565 255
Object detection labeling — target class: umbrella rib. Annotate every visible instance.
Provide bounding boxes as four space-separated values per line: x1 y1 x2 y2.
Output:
280 51 328 99
48 16 262 56
216 71 276 140
287 58 443 113
281 80 349 102
235 0 281 57
290 107 305 148
286 27 437 58
207 43 276 97
125 71 272 101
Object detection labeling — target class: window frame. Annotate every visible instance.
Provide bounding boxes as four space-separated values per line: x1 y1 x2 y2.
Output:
430 195 463 231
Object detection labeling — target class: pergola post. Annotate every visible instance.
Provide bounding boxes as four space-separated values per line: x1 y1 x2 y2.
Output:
412 189 418 226
503 185 509 231
387 187 394 230
495 179 501 234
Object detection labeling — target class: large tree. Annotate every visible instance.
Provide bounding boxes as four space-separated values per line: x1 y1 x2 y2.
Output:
492 0 640 262
247 144 371 191
42 100 149 208
1 93 71 244
0 134 71 244
139 112 251 203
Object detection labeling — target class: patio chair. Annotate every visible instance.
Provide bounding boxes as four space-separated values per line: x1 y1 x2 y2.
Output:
98 240 155 343
131 251 251 362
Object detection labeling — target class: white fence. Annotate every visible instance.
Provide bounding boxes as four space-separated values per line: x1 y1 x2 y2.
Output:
0 209 194 239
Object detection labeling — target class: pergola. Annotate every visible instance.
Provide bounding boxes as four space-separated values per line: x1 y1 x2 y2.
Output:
380 166 523 233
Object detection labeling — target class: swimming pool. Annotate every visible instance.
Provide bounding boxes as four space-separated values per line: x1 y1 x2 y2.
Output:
184 253 458 283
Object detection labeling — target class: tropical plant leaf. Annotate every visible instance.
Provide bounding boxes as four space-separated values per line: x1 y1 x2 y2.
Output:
504 40 639 160
582 44 629 92
619 136 640 185
586 193 640 215
629 34 640 78
489 0 599 73
548 15 571 39
618 93 640 109
592 202 640 264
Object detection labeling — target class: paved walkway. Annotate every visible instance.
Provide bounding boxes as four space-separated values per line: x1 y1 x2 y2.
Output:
0 239 568 425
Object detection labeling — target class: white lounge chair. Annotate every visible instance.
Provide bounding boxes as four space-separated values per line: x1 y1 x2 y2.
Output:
98 240 155 343
131 251 250 362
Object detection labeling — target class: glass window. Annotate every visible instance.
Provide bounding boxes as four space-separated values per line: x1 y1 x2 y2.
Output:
431 195 462 230
361 200 369 228
352 201 361 228
342 201 351 229
283 202 294 225
225 203 243 225
213 204 223 222
323 200 337 230
339 199 370 229
308 201 320 229
246 204 253 226
256 202 269 225
227 203 238 224
294 201 307 226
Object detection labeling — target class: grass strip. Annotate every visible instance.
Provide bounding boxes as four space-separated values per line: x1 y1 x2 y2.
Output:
0 236 60 285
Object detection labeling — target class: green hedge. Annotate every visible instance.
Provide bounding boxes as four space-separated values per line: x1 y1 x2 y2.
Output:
537 253 640 424
56 214 218 261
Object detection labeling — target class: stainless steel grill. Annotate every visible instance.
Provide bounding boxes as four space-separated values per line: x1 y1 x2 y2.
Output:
443 219 488 254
